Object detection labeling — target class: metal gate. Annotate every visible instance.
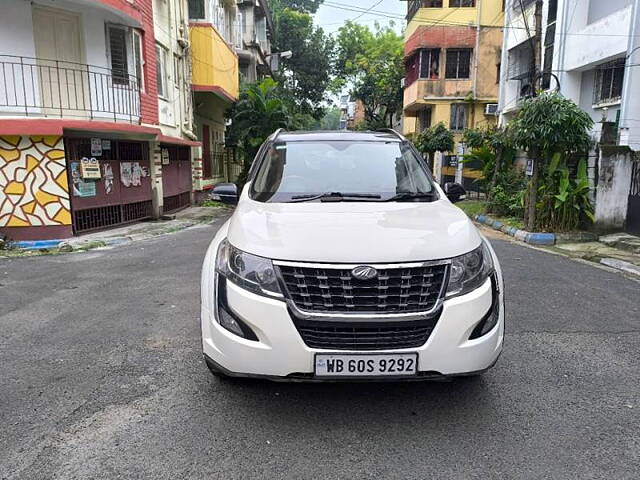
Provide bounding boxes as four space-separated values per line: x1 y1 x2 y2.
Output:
161 145 192 213
65 138 153 234
627 161 640 234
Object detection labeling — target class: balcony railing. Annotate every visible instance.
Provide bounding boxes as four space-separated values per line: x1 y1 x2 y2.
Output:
0 55 141 123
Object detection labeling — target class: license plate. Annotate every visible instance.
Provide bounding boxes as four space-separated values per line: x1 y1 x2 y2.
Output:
314 353 418 378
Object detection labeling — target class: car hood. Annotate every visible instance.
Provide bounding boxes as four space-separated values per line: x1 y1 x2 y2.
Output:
226 195 482 263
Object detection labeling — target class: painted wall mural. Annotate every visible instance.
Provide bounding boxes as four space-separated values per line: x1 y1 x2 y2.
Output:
0 136 71 227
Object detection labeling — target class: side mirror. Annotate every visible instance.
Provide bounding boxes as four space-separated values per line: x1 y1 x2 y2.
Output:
210 183 238 205
444 182 466 203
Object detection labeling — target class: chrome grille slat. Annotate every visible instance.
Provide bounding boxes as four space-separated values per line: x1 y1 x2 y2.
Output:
278 263 447 314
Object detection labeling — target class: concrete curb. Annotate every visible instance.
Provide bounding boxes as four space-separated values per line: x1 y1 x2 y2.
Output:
473 214 556 246
13 239 64 250
9 218 214 253
600 258 640 278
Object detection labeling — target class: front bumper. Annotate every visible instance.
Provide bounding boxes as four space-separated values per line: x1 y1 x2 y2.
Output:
201 276 504 379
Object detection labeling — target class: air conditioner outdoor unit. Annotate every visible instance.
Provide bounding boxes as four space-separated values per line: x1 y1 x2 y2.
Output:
485 103 499 116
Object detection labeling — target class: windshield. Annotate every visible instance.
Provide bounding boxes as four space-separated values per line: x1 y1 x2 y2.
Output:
249 141 436 203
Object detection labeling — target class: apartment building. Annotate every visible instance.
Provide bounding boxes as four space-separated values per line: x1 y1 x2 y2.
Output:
499 0 640 233
500 0 640 144
402 0 504 186
236 0 274 82
0 0 202 242
188 0 241 194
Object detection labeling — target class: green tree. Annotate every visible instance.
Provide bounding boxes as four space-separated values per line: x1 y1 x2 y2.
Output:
270 7 334 119
306 107 342 130
334 21 403 128
227 79 292 182
462 126 515 199
509 92 593 230
414 122 454 166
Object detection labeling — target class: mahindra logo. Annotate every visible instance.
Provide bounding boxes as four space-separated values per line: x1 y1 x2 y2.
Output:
351 265 378 281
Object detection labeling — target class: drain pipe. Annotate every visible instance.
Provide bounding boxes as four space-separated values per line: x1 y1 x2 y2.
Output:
471 0 483 128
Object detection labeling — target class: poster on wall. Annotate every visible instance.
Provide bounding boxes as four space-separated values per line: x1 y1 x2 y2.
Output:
80 157 101 179
101 139 111 151
161 148 170 165
70 162 96 197
91 138 102 157
103 164 114 194
121 162 132 187
131 162 142 186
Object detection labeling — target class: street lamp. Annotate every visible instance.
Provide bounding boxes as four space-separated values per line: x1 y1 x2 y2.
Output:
266 50 293 71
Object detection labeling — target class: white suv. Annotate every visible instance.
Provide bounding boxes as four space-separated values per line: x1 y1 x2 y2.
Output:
201 130 504 381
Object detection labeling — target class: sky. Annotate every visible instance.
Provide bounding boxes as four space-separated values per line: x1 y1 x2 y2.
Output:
314 0 406 35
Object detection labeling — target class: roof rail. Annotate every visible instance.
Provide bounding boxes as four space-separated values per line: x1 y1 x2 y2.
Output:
272 128 286 142
376 128 405 141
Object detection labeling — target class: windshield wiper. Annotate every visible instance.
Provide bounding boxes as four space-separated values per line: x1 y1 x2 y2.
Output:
290 192 382 203
384 192 437 202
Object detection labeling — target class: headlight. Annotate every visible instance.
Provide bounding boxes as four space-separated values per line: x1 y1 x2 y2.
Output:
446 241 494 298
216 239 282 298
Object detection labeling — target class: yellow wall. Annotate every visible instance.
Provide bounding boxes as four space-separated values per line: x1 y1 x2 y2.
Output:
403 1 503 137
403 101 497 136
190 24 239 101
406 0 504 37
0 136 71 228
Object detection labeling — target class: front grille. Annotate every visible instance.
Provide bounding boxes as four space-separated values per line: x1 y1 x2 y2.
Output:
296 320 437 350
278 263 448 313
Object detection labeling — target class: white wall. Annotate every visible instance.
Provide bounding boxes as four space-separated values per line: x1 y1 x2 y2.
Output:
0 0 141 122
619 0 640 150
562 5 631 71
595 148 634 230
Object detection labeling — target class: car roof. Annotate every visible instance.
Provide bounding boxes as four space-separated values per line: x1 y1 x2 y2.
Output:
273 130 403 143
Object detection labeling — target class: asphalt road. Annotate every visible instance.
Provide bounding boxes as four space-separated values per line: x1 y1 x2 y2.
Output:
1 218 639 480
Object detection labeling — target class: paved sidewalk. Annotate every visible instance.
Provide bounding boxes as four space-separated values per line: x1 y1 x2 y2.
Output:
548 233 640 278
66 206 230 249
1 206 231 256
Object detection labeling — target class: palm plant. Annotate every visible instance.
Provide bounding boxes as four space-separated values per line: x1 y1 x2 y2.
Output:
228 79 292 182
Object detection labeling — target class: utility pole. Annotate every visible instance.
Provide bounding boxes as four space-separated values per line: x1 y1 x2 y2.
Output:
525 0 545 231
531 0 543 97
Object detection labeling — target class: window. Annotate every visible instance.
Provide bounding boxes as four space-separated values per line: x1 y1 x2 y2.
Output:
405 53 420 86
420 49 440 79
132 30 144 91
450 0 475 6
445 49 472 79
541 0 558 90
250 142 436 203
418 108 432 132
174 54 182 87
156 44 169 98
547 0 558 23
594 59 625 105
108 26 129 85
541 25 555 89
450 104 467 131
407 1 443 21
188 0 205 19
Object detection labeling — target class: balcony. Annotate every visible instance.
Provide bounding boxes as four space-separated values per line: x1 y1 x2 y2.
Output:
0 55 141 122
190 23 239 102
404 78 473 110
